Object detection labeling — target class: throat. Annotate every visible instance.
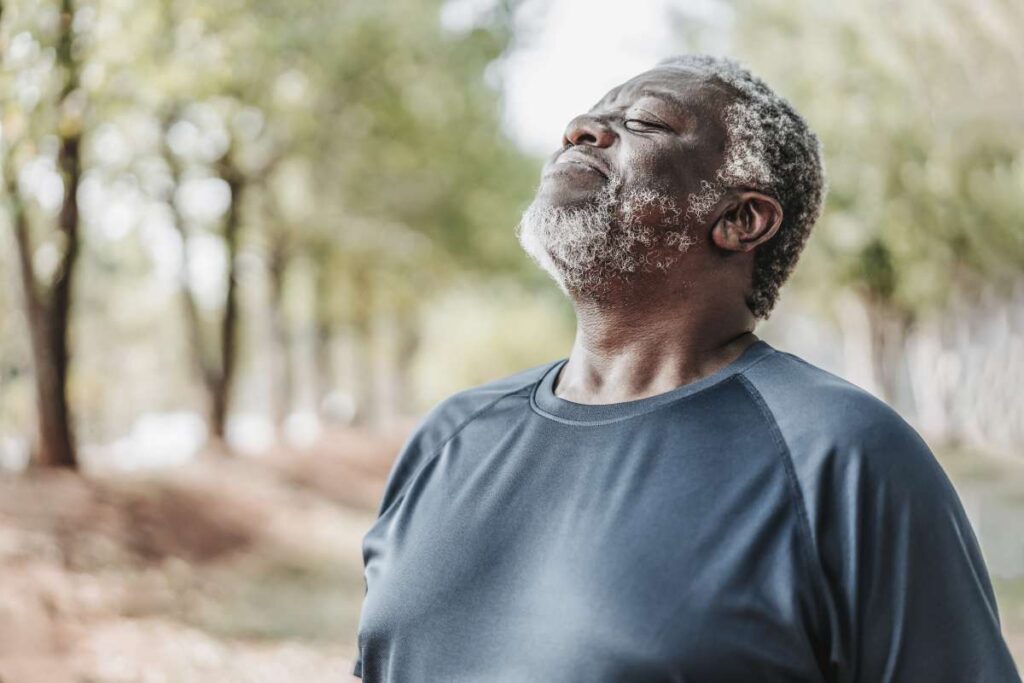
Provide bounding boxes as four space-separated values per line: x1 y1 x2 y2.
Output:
554 331 759 405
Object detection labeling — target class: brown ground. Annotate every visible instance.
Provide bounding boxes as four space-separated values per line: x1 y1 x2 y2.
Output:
1 427 1021 681
0 424 408 683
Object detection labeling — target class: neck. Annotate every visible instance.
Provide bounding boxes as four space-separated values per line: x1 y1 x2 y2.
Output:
557 287 758 405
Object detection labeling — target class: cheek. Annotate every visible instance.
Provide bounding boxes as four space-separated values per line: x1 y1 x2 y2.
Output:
620 139 711 199
618 146 675 195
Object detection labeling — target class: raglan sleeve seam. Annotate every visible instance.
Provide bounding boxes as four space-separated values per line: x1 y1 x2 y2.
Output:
736 374 837 665
378 382 538 520
354 381 539 679
736 376 826 586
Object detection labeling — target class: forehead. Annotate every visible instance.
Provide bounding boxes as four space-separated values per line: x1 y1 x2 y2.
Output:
591 66 733 114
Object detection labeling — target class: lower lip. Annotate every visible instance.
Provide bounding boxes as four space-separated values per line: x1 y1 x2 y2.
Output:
544 161 605 178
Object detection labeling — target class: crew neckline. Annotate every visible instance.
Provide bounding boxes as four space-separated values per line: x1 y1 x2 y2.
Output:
529 340 775 425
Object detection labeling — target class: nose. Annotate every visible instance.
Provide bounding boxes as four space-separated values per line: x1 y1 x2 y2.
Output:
562 113 615 148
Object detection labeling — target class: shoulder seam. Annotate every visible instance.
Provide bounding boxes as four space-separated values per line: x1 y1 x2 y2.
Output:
735 373 835 662
383 377 542 517
735 375 821 573
737 345 776 377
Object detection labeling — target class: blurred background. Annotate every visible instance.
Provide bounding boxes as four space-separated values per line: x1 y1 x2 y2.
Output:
0 0 1021 680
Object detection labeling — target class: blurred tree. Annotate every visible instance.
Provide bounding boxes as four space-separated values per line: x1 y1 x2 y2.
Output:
1 0 91 468
727 0 1024 405
2 0 538 461
145 0 288 450
252 0 537 426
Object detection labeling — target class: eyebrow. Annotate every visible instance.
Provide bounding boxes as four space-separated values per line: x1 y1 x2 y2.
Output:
632 88 690 115
594 87 690 116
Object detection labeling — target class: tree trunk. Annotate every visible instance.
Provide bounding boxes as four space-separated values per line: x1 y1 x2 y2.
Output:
42 127 82 469
862 292 913 412
310 251 337 414
267 232 294 428
392 307 421 417
350 266 376 428
312 317 335 414
6 0 85 469
162 115 222 447
8 184 77 468
209 158 245 446
174 226 220 404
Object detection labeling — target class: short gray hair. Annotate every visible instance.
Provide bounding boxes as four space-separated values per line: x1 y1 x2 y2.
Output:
657 54 827 319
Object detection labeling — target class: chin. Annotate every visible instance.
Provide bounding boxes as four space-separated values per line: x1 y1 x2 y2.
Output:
517 172 688 306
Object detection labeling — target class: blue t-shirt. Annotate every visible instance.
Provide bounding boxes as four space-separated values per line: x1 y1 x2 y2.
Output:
352 340 1020 682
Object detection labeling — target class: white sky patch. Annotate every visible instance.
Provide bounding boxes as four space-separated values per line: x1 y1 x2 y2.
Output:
166 106 230 164
33 242 61 283
80 172 145 244
482 0 730 155
139 205 185 289
17 157 64 214
91 123 132 167
441 0 500 32
185 232 228 311
175 176 231 224
101 198 136 240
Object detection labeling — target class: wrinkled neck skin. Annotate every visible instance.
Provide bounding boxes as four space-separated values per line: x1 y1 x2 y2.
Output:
555 264 759 405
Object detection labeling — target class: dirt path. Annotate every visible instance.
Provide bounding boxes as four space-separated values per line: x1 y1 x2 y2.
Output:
0 426 400 683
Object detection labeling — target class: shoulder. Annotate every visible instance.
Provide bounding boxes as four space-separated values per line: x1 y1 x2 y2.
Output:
374 359 559 516
739 347 952 501
444 359 560 415
741 347 928 452
744 351 1015 680
416 359 558 447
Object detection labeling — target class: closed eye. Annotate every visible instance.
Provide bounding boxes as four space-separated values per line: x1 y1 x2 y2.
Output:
624 118 668 132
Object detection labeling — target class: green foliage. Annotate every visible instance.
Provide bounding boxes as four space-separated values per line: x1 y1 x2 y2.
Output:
0 0 539 443
281 0 538 273
411 277 576 409
729 0 1024 320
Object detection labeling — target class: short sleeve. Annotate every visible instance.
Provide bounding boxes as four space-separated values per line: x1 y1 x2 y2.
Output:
372 391 468 519
817 413 1021 682
351 393 465 681
351 572 366 678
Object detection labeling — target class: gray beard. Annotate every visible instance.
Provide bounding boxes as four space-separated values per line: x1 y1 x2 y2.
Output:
515 173 696 301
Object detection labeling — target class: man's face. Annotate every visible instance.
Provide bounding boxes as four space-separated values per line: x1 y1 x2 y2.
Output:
516 66 732 301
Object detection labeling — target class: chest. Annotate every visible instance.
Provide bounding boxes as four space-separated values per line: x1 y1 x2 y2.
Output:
358 417 827 682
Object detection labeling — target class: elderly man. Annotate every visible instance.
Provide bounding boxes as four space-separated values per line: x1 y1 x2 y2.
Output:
351 55 1021 682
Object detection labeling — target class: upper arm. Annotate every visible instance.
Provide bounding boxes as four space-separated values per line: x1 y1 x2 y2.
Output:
819 411 1019 682
373 392 462 519
742 356 1021 681
352 391 468 678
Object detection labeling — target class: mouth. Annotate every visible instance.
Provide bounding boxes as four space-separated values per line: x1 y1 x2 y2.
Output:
547 149 610 179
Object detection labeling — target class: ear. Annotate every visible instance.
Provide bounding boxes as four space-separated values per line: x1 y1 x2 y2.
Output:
709 191 783 253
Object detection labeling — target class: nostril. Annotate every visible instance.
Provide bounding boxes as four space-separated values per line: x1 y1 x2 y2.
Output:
564 113 614 149
564 114 602 147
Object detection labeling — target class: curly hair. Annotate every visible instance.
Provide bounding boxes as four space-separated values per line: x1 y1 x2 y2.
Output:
657 54 827 319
